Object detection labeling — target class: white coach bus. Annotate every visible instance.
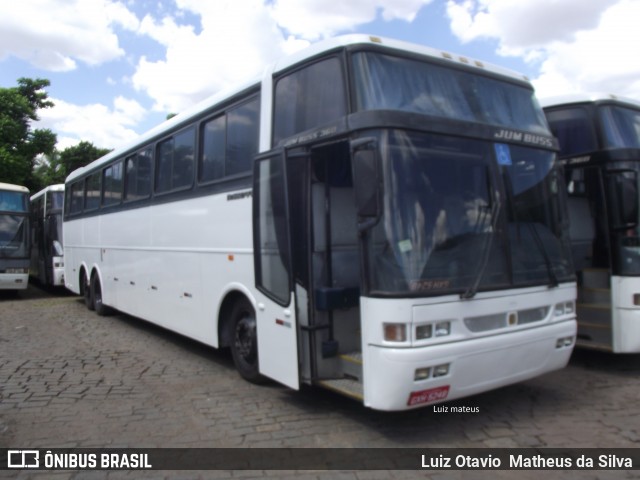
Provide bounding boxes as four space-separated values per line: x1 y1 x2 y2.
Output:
543 93 640 352
0 182 30 290
64 35 577 411
30 184 65 286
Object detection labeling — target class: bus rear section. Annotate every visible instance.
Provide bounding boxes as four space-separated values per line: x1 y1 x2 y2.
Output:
543 94 640 353
0 182 30 290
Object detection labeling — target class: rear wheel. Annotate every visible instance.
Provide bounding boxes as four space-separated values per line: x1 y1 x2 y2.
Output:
91 273 111 316
82 270 94 310
229 299 266 384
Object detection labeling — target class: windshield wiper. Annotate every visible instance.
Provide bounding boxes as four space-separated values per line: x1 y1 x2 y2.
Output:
461 192 501 299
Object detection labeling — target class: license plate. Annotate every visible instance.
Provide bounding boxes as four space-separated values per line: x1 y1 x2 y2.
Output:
407 385 450 406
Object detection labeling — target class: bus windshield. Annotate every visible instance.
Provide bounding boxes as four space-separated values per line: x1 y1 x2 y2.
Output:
352 51 549 134
600 105 640 149
0 191 28 213
366 130 573 296
0 214 28 258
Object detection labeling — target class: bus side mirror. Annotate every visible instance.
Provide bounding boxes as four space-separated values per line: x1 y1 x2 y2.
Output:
351 138 381 228
607 170 638 230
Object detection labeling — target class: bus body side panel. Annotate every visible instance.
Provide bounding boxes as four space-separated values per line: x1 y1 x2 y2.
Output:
611 276 640 352
83 191 254 348
360 283 577 411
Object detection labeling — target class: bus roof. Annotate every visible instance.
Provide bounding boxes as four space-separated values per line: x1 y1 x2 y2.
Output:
0 182 30 194
66 34 534 184
30 184 64 202
540 93 640 109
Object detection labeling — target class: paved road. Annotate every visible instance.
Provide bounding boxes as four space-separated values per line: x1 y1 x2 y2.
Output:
1 284 639 479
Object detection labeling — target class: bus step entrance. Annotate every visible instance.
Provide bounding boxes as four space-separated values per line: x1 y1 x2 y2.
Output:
338 351 362 380
317 378 363 401
315 351 363 401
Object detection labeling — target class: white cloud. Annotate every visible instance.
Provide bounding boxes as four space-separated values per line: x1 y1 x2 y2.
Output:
37 96 146 150
271 0 434 40
131 0 299 113
0 0 139 71
132 0 434 113
445 0 640 99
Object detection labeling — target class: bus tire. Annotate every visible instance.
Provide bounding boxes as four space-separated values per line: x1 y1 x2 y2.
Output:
90 273 111 316
82 270 94 310
229 298 266 384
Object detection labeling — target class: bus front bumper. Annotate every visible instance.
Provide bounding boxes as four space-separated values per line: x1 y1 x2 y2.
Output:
363 319 576 411
0 273 29 290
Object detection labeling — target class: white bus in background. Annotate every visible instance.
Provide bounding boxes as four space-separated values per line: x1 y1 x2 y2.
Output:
0 182 30 290
30 184 65 287
64 35 577 411
543 93 640 353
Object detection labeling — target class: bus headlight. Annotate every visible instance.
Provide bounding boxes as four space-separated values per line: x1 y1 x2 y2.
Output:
5 268 27 274
554 301 575 317
383 323 407 342
435 321 451 337
433 363 450 377
416 324 433 340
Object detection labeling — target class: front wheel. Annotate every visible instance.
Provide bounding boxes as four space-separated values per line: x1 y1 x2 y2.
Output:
229 299 266 384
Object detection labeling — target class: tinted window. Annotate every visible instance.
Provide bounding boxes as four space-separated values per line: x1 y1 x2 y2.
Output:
352 52 548 134
199 97 259 183
600 105 640 149
156 128 195 193
200 115 225 183
227 98 259 176
545 107 598 156
273 57 346 145
68 182 84 214
84 173 101 211
125 149 152 201
103 161 123 206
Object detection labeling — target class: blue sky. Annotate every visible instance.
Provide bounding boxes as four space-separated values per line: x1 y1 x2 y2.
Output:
0 0 638 151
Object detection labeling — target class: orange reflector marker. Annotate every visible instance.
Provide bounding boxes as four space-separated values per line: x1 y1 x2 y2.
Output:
228 254 234 261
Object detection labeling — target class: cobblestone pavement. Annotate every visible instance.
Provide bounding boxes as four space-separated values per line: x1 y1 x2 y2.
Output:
1 284 639 480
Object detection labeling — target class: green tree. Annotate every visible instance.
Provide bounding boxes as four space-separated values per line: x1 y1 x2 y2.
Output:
0 78 56 190
57 141 112 178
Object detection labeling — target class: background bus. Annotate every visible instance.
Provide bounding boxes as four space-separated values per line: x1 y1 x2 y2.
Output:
30 184 65 287
543 93 640 353
0 182 30 290
64 35 576 411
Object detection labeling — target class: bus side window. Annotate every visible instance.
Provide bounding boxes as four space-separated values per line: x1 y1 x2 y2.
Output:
103 161 123 207
227 97 259 176
84 172 101 211
156 128 195 193
200 115 225 183
199 96 259 184
273 57 346 146
125 149 152 202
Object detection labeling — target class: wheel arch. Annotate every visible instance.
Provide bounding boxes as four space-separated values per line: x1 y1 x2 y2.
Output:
217 284 256 349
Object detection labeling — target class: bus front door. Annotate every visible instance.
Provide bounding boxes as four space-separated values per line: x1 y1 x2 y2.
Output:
252 151 299 389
